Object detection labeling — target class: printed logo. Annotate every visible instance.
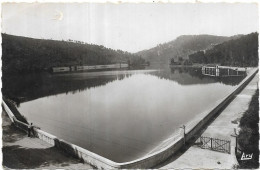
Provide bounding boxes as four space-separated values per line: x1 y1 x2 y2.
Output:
241 152 253 160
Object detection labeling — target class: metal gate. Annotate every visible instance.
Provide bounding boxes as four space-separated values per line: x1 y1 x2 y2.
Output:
197 136 231 154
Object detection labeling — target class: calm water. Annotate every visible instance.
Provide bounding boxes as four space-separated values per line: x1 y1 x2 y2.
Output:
8 67 245 162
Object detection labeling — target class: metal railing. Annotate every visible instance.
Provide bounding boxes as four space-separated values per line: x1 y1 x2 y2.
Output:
196 136 231 154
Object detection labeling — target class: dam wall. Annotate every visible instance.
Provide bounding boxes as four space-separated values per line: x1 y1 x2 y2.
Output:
185 68 258 141
2 68 258 169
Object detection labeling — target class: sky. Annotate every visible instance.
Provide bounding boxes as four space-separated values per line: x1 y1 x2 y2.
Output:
2 3 259 53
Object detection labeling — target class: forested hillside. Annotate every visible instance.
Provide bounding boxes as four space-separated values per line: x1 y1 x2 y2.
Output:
188 32 258 67
2 34 145 74
136 34 240 64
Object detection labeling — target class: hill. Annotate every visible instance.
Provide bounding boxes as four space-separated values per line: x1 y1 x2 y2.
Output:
136 34 241 64
188 32 258 67
2 34 145 74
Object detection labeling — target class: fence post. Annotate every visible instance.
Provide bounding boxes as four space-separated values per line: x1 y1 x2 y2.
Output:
210 138 212 149
180 125 186 146
231 128 238 155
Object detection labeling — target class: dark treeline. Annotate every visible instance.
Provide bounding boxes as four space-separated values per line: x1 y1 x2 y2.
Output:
137 34 240 63
189 32 258 66
2 34 145 74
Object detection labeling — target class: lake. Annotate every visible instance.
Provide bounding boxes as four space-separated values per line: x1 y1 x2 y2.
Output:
6 67 245 162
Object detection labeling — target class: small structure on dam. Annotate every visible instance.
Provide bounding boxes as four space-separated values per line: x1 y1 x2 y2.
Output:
202 65 247 77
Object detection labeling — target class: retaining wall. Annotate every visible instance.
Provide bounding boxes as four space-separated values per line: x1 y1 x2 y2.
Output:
2 100 15 123
185 68 258 141
2 68 258 169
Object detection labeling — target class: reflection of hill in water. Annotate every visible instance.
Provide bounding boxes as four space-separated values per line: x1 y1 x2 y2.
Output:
2 72 128 104
3 68 245 105
153 67 245 86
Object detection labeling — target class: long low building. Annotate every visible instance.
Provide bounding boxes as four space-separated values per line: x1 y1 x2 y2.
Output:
52 63 129 73
52 67 70 73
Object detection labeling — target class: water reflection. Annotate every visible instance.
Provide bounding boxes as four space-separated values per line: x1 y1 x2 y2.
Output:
2 70 153 104
2 67 244 105
12 68 246 162
154 67 245 86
